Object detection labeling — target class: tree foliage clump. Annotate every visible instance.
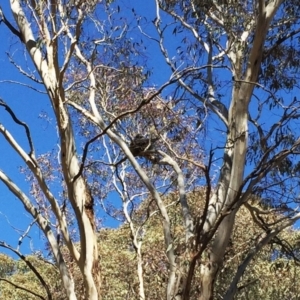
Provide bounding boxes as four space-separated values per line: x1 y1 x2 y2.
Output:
2 193 300 300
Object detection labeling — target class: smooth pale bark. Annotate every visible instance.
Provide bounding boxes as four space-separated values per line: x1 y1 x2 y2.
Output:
0 170 77 300
196 1 283 299
9 1 100 299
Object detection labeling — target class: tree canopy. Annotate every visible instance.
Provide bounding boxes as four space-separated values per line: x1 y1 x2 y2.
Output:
0 1 300 300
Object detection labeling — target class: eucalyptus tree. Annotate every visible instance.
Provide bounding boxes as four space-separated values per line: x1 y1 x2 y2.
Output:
147 1 300 299
0 1 300 300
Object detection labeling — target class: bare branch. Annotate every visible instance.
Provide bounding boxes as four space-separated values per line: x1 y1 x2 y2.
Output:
0 170 76 299
16 219 36 251
0 98 35 157
0 123 79 262
0 80 46 93
6 53 43 84
0 277 46 300
0 6 23 41
158 150 194 241
0 241 52 300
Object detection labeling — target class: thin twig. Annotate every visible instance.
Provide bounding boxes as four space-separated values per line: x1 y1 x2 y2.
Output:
0 98 35 157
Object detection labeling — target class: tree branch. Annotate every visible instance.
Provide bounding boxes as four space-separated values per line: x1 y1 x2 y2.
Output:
158 150 194 240
0 6 23 42
0 98 35 157
224 212 300 300
0 277 45 300
0 170 77 299
0 123 79 262
0 242 52 300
